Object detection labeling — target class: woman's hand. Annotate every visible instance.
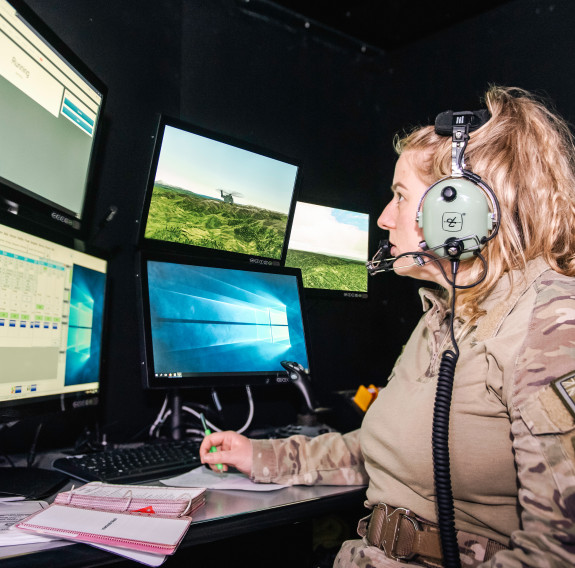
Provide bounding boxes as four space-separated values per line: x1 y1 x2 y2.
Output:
199 430 253 475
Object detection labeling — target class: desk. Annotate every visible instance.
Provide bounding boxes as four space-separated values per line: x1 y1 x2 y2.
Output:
1 484 366 567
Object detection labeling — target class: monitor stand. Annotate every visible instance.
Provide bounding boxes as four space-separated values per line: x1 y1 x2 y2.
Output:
0 467 69 500
169 389 183 440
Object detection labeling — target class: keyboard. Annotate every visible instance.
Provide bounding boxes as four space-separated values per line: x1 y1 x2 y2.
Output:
52 439 202 484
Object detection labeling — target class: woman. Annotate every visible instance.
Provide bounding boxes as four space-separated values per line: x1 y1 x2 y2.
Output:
200 86 575 567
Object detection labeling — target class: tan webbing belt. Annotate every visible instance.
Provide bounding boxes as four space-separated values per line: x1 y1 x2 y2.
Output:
365 503 509 567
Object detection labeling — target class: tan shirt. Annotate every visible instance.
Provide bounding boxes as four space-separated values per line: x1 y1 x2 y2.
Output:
360 262 539 542
251 258 575 566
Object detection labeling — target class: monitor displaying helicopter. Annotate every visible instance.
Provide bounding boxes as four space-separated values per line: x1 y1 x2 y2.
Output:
140 117 301 263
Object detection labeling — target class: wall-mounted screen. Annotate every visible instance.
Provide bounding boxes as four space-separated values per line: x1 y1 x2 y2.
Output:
0 218 107 423
140 116 301 264
138 251 311 390
285 201 369 298
0 0 106 236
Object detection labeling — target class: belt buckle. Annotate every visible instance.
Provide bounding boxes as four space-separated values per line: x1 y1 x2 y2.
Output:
382 505 421 561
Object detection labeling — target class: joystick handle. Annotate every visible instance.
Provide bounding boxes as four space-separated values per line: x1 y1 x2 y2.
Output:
280 360 315 415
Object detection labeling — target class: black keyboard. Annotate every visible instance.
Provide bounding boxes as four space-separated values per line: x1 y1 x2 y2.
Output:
52 439 202 484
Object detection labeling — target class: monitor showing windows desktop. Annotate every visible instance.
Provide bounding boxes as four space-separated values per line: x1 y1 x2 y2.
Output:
285 201 370 299
139 115 301 264
138 251 311 390
0 219 107 423
0 0 106 237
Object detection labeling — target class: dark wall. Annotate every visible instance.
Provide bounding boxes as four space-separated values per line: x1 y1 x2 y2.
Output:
386 0 575 141
16 0 574 443
19 0 413 442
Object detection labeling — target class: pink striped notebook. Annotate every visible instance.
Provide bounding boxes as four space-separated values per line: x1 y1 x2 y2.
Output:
16 482 206 555
53 482 206 516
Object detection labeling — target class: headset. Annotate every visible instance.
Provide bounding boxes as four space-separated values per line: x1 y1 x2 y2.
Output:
367 109 500 275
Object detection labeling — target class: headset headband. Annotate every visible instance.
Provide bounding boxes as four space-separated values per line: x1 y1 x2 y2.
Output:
434 109 491 136
435 109 491 175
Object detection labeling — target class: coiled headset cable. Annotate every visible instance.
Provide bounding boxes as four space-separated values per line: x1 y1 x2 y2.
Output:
432 259 462 568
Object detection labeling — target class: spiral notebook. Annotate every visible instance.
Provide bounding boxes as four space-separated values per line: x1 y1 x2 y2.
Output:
53 482 206 517
15 482 206 556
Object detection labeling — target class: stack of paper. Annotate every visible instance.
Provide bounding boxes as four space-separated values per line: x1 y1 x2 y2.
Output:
14 482 206 566
54 482 206 516
0 500 55 547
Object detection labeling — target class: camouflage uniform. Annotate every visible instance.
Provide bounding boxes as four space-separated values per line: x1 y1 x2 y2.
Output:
250 258 575 567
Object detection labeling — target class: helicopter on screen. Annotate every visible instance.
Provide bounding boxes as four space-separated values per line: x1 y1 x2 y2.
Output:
219 189 244 205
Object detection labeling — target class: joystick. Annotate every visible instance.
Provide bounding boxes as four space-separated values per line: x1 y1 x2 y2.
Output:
280 360 316 417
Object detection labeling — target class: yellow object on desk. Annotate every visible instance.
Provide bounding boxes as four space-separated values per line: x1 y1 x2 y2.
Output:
353 384 379 412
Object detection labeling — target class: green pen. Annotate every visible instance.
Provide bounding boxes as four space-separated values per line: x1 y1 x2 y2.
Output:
200 413 223 471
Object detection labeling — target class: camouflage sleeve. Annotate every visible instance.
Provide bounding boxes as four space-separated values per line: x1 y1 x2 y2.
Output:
483 273 575 567
249 429 368 486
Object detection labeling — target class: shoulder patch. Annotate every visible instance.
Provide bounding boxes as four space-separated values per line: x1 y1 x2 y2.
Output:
552 372 575 420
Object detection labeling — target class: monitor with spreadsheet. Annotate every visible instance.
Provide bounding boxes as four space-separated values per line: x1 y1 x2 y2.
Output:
0 219 107 422
138 251 311 389
0 0 106 237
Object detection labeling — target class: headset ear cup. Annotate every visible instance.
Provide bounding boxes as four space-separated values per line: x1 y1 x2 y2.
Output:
418 176 495 260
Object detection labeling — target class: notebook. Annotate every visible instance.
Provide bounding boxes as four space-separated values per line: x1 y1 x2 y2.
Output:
54 482 206 516
15 482 206 556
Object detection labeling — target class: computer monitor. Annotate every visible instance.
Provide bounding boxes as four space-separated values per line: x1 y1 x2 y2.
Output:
0 218 108 424
139 115 301 264
285 201 370 299
138 251 311 390
0 0 106 237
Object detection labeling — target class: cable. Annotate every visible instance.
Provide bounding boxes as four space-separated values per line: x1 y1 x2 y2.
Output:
149 386 256 439
1 452 15 467
149 394 170 437
378 248 488 289
236 386 255 434
155 410 172 438
27 422 43 468
431 260 462 568
182 406 221 432
184 428 205 438
182 385 255 435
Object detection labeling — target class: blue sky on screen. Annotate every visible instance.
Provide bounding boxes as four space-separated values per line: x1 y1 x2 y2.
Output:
148 261 309 373
154 126 297 214
288 201 369 261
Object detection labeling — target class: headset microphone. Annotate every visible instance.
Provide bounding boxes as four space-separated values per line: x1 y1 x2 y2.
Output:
366 239 426 275
366 239 394 274
366 238 472 275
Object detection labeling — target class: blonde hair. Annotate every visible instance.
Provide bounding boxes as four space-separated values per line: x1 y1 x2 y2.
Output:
395 85 575 322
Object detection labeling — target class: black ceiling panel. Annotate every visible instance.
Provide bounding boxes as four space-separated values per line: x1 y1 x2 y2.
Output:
253 0 514 51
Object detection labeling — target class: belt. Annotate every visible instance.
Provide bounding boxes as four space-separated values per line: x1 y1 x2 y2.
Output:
365 503 509 567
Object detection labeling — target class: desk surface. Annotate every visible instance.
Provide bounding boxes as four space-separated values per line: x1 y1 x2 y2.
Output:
1 484 366 567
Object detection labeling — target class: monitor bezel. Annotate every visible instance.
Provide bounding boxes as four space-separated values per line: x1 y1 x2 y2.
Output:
0 0 107 240
137 248 313 390
138 114 302 266
0 212 109 424
285 200 370 300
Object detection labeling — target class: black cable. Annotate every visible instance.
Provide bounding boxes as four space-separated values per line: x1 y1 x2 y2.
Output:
27 422 43 468
432 261 462 568
0 452 15 467
389 248 488 289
